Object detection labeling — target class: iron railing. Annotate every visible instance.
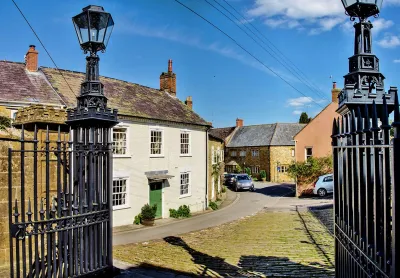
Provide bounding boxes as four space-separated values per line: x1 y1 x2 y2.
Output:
332 94 400 278
6 124 114 277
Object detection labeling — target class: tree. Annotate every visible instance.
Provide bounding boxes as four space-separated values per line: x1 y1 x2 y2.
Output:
299 112 311 124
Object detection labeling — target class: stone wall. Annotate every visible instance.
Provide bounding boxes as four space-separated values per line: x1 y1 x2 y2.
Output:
269 146 296 183
208 137 224 202
225 146 270 181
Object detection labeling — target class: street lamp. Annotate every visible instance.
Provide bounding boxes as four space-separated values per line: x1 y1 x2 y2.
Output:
341 0 383 20
66 5 118 275
337 0 396 116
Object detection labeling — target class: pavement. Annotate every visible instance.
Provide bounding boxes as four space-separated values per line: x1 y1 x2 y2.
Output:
112 182 334 277
113 182 333 246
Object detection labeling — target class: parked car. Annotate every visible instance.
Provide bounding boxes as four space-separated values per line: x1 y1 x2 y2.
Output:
224 173 236 187
233 174 255 192
313 174 334 197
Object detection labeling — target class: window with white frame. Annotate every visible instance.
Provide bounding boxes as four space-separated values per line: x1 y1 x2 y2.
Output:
231 151 237 157
251 166 260 174
10 109 18 122
240 151 246 157
305 147 313 160
113 127 127 155
278 165 288 173
220 149 224 162
150 129 163 155
180 131 190 155
211 146 216 164
251 150 259 157
291 148 295 157
112 178 128 208
180 172 190 196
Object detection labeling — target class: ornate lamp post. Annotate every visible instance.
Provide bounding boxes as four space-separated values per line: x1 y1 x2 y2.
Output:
338 0 396 116
67 5 118 275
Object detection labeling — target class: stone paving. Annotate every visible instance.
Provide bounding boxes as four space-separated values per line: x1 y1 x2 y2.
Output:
114 207 335 277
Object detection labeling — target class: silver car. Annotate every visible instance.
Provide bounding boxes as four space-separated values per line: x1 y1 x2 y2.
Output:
233 174 255 192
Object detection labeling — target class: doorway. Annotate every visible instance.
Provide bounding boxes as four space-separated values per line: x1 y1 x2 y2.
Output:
149 182 163 218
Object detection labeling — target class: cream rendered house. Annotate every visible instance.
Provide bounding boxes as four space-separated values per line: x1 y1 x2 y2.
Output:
0 46 210 227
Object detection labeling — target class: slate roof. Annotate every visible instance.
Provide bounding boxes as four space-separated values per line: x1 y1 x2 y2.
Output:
270 123 306 146
0 61 210 126
41 67 209 126
0 61 64 105
226 123 305 147
209 127 236 141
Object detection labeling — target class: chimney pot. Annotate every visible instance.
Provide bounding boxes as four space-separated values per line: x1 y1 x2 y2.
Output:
236 118 243 127
331 82 341 103
333 82 337 89
160 59 177 97
185 96 193 109
25 44 38 72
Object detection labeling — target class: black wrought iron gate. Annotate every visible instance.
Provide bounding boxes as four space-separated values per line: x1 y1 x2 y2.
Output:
7 123 114 277
332 96 400 278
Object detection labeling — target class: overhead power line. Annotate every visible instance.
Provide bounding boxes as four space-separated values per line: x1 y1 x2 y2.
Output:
174 0 325 109
11 0 77 99
205 0 328 102
220 0 329 100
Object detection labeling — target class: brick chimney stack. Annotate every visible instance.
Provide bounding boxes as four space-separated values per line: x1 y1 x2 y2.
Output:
25 45 38 72
236 118 243 127
160 59 177 97
185 96 193 109
331 81 341 103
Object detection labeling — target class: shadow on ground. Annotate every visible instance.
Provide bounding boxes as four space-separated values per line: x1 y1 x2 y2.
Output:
116 236 334 277
227 183 297 198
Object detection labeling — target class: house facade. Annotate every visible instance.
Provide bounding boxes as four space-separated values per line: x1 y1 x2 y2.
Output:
294 82 341 162
207 134 224 202
222 120 304 182
0 45 211 227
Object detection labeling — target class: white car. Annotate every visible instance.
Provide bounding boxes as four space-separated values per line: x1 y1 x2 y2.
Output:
313 174 334 197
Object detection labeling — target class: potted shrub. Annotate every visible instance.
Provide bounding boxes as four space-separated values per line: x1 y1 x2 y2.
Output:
140 204 157 226
260 170 267 182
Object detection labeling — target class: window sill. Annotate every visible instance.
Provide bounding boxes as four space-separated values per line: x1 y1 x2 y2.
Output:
179 194 192 199
113 205 131 211
113 154 132 158
150 155 165 158
180 154 192 157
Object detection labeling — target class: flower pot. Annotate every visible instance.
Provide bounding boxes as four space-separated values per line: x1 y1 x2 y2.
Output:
141 219 155 226
262 178 266 182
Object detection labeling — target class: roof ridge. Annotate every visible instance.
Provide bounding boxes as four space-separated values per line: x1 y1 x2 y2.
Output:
40 66 160 92
0 60 25 65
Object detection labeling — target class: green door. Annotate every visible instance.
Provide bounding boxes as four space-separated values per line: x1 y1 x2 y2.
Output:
149 182 163 218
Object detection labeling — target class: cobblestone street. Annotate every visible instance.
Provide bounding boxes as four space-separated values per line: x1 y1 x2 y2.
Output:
114 206 334 277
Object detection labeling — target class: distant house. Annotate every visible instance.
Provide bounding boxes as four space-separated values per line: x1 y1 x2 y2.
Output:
207 133 224 202
0 45 211 226
220 119 304 182
294 82 341 162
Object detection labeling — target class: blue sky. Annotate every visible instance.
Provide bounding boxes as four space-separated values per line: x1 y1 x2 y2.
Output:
1 0 400 127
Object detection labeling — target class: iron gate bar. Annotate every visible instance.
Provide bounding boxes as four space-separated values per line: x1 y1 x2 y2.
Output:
332 94 399 277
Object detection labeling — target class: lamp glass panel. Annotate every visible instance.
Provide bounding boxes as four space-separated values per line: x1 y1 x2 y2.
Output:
104 16 114 48
88 11 109 43
73 12 89 44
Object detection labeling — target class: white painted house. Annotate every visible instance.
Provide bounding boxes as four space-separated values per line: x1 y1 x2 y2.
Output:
0 46 211 227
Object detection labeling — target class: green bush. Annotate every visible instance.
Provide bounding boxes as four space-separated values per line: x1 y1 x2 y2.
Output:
260 170 267 179
209 201 218 210
134 213 142 225
245 167 251 176
141 204 157 220
0 116 11 130
169 205 191 218
234 165 242 173
287 156 333 185
221 185 226 193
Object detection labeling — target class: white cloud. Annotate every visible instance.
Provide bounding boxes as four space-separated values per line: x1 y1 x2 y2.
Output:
372 18 394 34
377 34 400 48
394 59 400 63
287 96 314 107
293 110 303 115
237 18 255 24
